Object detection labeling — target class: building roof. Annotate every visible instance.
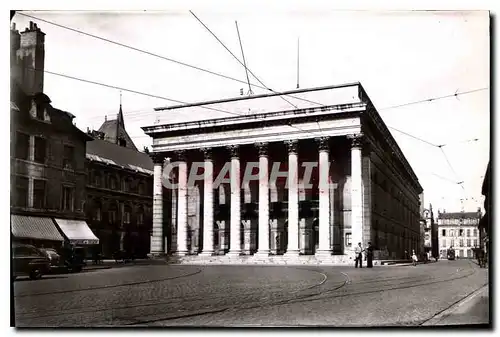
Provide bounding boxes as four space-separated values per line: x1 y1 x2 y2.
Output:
97 104 137 151
86 138 153 175
438 212 481 220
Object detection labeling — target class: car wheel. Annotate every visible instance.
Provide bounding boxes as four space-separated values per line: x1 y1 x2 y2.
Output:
29 268 42 280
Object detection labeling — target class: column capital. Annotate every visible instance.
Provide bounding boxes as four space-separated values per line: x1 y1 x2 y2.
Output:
256 142 268 157
315 137 330 151
285 140 298 154
201 147 213 160
150 152 165 165
174 149 187 161
347 133 365 149
227 144 239 158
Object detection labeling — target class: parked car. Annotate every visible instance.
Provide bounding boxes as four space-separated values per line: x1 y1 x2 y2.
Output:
39 248 64 273
12 244 51 281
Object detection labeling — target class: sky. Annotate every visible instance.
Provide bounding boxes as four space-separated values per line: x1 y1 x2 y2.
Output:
11 8 490 215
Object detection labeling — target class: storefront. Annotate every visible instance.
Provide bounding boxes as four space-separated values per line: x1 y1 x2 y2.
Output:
11 214 64 249
53 218 99 258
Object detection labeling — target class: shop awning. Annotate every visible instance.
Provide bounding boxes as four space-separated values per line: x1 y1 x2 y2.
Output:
54 218 99 245
11 215 64 242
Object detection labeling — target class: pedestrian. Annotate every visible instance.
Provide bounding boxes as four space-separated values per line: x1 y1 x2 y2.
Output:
355 242 364 268
411 249 418 266
366 242 374 268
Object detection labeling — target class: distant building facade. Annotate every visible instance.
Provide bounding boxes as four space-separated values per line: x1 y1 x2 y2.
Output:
437 210 482 259
10 22 97 249
85 106 154 258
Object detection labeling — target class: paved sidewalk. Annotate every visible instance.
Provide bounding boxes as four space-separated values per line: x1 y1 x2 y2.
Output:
83 258 168 271
423 285 490 326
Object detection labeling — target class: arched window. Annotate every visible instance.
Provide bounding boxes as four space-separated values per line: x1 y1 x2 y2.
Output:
137 206 144 225
138 181 145 195
108 203 118 224
123 204 132 224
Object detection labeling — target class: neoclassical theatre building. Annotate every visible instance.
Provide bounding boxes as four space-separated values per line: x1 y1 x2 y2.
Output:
142 83 423 264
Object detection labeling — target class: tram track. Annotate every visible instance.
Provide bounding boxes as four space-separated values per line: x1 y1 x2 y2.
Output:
14 261 482 326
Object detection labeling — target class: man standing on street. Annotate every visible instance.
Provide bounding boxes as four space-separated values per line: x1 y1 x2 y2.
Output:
355 242 364 268
366 242 374 268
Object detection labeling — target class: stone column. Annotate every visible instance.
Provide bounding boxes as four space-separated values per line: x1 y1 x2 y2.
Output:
200 148 214 256
176 150 189 256
255 142 270 256
316 137 332 257
149 153 165 256
227 145 242 256
285 140 300 256
349 134 364 252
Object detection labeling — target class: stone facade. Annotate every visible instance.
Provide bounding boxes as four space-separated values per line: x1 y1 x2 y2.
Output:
142 83 423 264
11 22 91 249
85 109 155 258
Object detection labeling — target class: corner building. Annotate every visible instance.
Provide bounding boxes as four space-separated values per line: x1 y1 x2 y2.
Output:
143 83 423 264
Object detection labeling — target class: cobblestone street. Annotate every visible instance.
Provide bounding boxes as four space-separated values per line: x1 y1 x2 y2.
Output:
13 260 488 327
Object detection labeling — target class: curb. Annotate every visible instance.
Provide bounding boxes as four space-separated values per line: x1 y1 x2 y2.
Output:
421 284 489 326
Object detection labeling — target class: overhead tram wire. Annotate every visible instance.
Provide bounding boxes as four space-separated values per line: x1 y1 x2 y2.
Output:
189 10 299 110
27 66 327 138
19 12 490 139
18 12 489 115
17 12 322 109
378 87 488 111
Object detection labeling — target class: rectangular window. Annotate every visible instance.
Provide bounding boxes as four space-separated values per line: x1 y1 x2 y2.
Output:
466 239 471 247
33 179 46 209
123 211 131 224
109 210 117 224
14 176 29 207
94 174 101 187
450 239 455 247
442 229 446 236
473 229 478 237
345 233 352 247
467 229 471 237
459 229 464 237
459 239 463 247
62 186 74 211
34 137 47 163
62 145 75 170
95 208 101 221
137 213 144 225
474 239 478 247
15 132 30 160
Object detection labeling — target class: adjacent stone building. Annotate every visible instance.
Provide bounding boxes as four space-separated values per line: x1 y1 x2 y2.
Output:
10 22 98 249
142 83 424 264
85 106 154 258
437 210 482 259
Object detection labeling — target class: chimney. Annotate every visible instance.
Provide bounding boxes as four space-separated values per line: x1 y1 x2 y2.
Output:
16 21 45 95
11 23 21 69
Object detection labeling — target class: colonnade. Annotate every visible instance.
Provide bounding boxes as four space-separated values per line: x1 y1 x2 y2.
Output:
150 135 365 257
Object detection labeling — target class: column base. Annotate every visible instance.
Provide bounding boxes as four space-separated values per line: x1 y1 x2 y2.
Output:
315 250 333 258
176 250 189 257
147 252 167 259
199 251 215 256
254 250 270 257
226 251 242 257
284 250 300 257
